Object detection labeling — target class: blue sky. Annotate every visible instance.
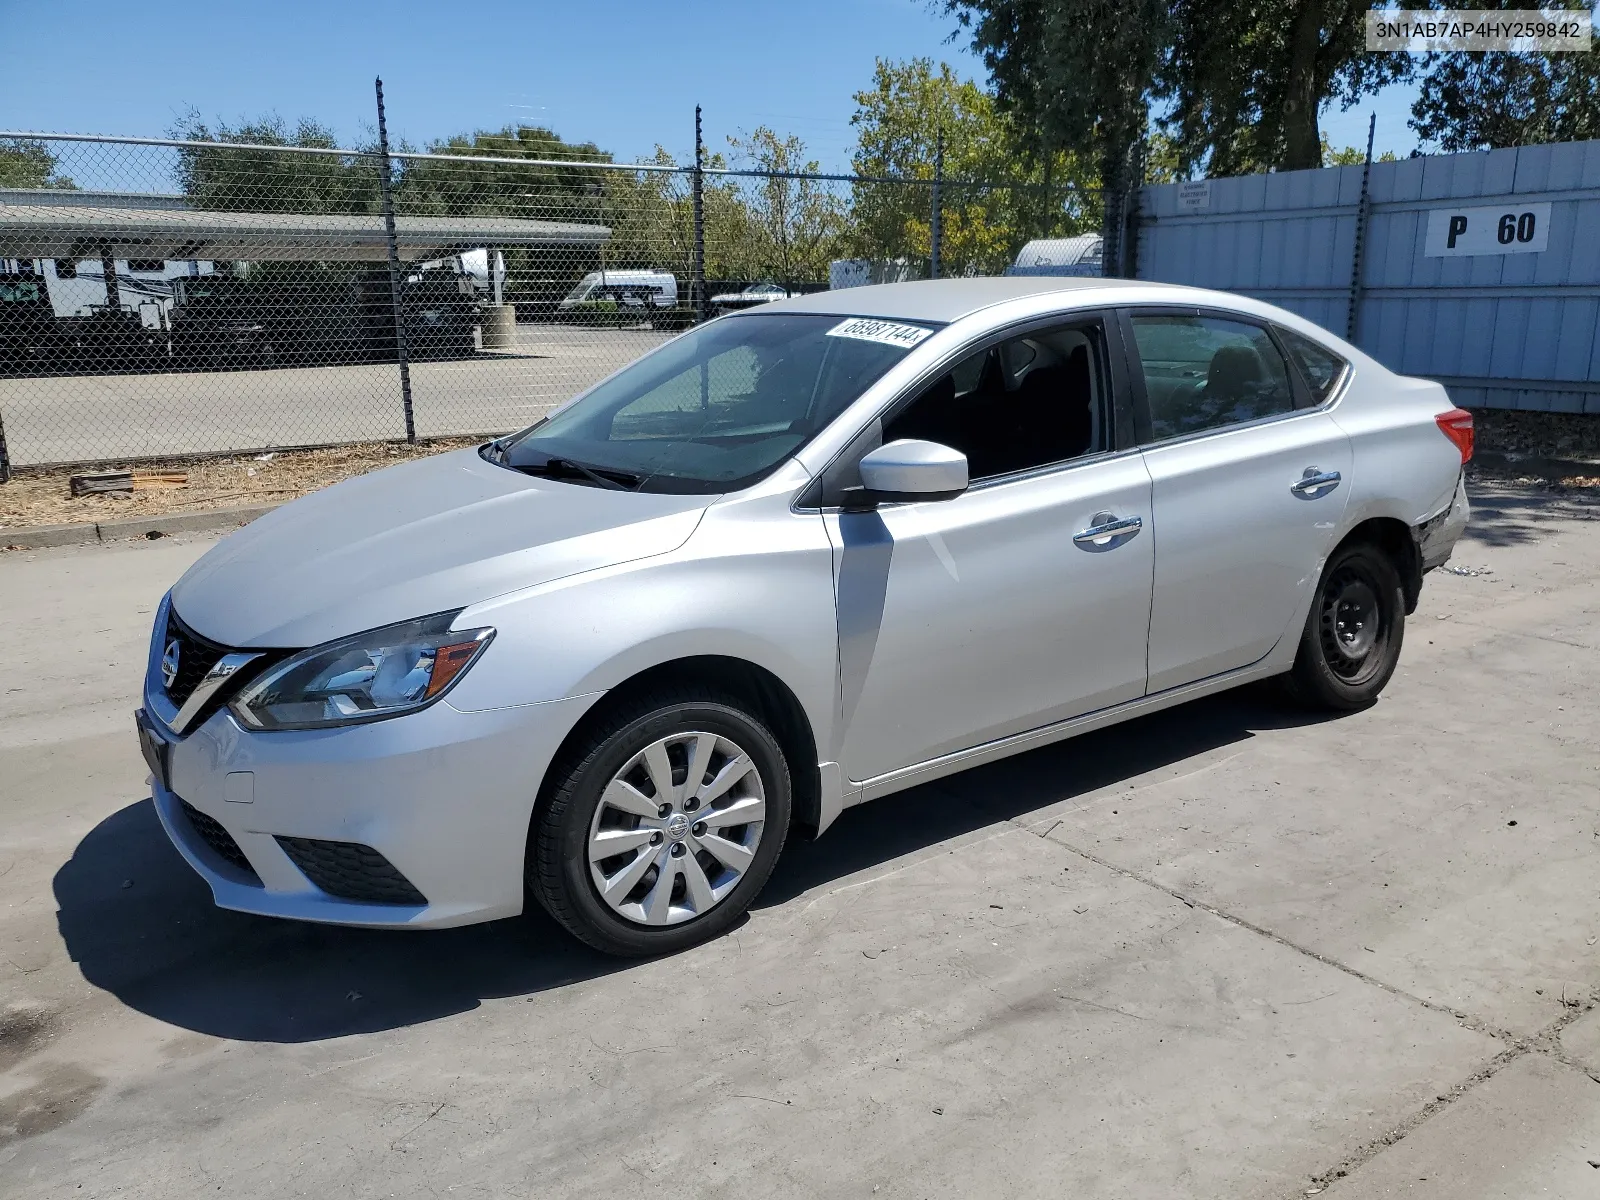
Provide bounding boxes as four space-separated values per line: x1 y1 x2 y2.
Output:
0 0 1421 171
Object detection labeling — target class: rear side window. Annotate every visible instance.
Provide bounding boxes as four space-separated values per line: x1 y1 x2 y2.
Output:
1277 327 1347 404
1129 314 1296 442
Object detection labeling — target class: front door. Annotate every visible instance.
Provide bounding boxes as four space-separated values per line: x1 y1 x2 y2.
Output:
1127 310 1353 693
826 315 1155 784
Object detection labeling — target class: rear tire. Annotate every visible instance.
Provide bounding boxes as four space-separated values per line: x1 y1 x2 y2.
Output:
529 688 791 957
1282 540 1405 711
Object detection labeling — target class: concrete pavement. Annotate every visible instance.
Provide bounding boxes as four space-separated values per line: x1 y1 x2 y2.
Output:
0 325 673 465
0 479 1596 1198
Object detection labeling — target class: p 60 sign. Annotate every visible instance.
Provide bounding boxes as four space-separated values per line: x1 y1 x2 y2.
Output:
1424 202 1551 256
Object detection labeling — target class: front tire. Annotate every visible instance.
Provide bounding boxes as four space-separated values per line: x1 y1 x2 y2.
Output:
1283 540 1406 711
529 689 791 957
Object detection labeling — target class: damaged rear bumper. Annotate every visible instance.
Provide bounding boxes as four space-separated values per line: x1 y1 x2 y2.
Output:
1416 471 1470 573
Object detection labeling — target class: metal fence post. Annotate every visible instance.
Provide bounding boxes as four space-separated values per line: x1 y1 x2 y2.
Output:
692 106 707 324
930 130 943 279
1101 169 1121 278
100 247 121 311
374 77 416 444
1346 113 1377 343
1122 137 1146 279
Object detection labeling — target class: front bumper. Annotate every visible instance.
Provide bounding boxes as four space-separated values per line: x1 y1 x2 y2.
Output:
138 691 599 929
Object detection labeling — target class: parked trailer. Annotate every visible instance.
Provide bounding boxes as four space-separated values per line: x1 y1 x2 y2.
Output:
0 270 165 376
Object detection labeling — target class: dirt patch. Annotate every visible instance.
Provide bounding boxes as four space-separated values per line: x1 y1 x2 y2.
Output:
1470 408 1600 462
0 1062 105 1146
1468 463 1600 498
0 1006 57 1073
0 438 483 531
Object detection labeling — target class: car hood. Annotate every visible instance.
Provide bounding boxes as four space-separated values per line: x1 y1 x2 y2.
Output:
170 448 711 648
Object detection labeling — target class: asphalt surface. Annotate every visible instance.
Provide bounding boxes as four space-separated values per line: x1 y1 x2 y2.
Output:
0 325 675 465
1 479 1597 1198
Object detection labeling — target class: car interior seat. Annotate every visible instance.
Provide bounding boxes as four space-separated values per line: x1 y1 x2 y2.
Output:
1204 344 1264 405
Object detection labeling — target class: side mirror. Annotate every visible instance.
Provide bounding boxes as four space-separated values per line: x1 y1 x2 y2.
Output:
849 439 969 507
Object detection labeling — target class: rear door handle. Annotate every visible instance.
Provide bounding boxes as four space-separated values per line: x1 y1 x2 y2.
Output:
1291 468 1342 498
1073 512 1143 550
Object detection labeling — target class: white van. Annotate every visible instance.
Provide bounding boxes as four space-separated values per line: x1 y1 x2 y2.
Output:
558 270 678 310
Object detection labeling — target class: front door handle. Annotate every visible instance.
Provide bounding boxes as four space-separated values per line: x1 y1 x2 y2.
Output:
1291 467 1342 498
1073 512 1143 550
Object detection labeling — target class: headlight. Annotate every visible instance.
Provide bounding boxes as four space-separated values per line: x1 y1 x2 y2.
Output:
230 611 494 731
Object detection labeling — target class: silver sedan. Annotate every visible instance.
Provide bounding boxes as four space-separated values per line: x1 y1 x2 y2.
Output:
136 278 1471 956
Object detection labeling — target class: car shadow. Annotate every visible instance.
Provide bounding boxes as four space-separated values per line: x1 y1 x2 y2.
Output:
53 804 626 1044
54 686 1334 1045
1464 477 1597 549
759 684 1334 905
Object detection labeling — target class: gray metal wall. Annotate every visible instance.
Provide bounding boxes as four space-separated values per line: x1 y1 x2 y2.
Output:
1135 140 1600 414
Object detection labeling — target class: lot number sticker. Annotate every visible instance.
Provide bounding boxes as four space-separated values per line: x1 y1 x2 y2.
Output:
1424 202 1551 256
826 318 934 349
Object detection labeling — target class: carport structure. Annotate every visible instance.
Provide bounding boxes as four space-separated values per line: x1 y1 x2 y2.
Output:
0 186 611 264
0 185 610 322
0 188 617 472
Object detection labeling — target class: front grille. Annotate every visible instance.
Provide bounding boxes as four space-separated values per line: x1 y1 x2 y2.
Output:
162 609 230 709
159 607 283 730
276 837 428 906
179 799 261 883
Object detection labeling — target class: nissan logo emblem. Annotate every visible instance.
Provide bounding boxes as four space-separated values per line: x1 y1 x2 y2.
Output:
161 639 181 689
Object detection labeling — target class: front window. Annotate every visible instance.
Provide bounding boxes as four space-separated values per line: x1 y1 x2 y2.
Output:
884 318 1110 480
497 312 937 493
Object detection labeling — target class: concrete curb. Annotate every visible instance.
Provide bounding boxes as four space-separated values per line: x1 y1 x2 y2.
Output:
1 503 280 552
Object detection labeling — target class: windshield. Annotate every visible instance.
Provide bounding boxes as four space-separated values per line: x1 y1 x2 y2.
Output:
498 312 937 494
561 273 602 304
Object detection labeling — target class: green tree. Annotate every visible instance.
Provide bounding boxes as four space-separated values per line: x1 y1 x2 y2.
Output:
848 58 1096 276
396 125 613 218
1143 131 1187 184
1161 0 1411 174
0 139 75 189
944 2 1165 207
597 146 758 282
168 111 378 214
1411 45 1600 151
727 127 843 283
947 1 1411 180
1321 136 1399 167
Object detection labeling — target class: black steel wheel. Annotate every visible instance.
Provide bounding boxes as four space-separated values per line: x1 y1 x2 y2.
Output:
1283 540 1405 711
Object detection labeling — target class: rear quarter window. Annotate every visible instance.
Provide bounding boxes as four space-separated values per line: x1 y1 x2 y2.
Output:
1277 328 1348 404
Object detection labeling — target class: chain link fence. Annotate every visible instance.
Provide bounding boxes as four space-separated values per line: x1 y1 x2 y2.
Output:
0 91 1105 479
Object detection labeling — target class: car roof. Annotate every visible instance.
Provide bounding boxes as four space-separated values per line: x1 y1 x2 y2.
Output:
753 276 1172 324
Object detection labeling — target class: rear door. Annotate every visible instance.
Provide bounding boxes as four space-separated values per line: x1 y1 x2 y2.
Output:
1124 308 1352 693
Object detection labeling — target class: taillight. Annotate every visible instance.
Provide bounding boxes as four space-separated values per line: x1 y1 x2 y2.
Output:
1434 408 1474 463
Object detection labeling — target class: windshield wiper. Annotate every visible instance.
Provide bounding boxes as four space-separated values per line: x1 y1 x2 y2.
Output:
515 456 642 491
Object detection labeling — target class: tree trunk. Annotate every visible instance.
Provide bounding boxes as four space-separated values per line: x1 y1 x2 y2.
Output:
1281 0 1323 170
